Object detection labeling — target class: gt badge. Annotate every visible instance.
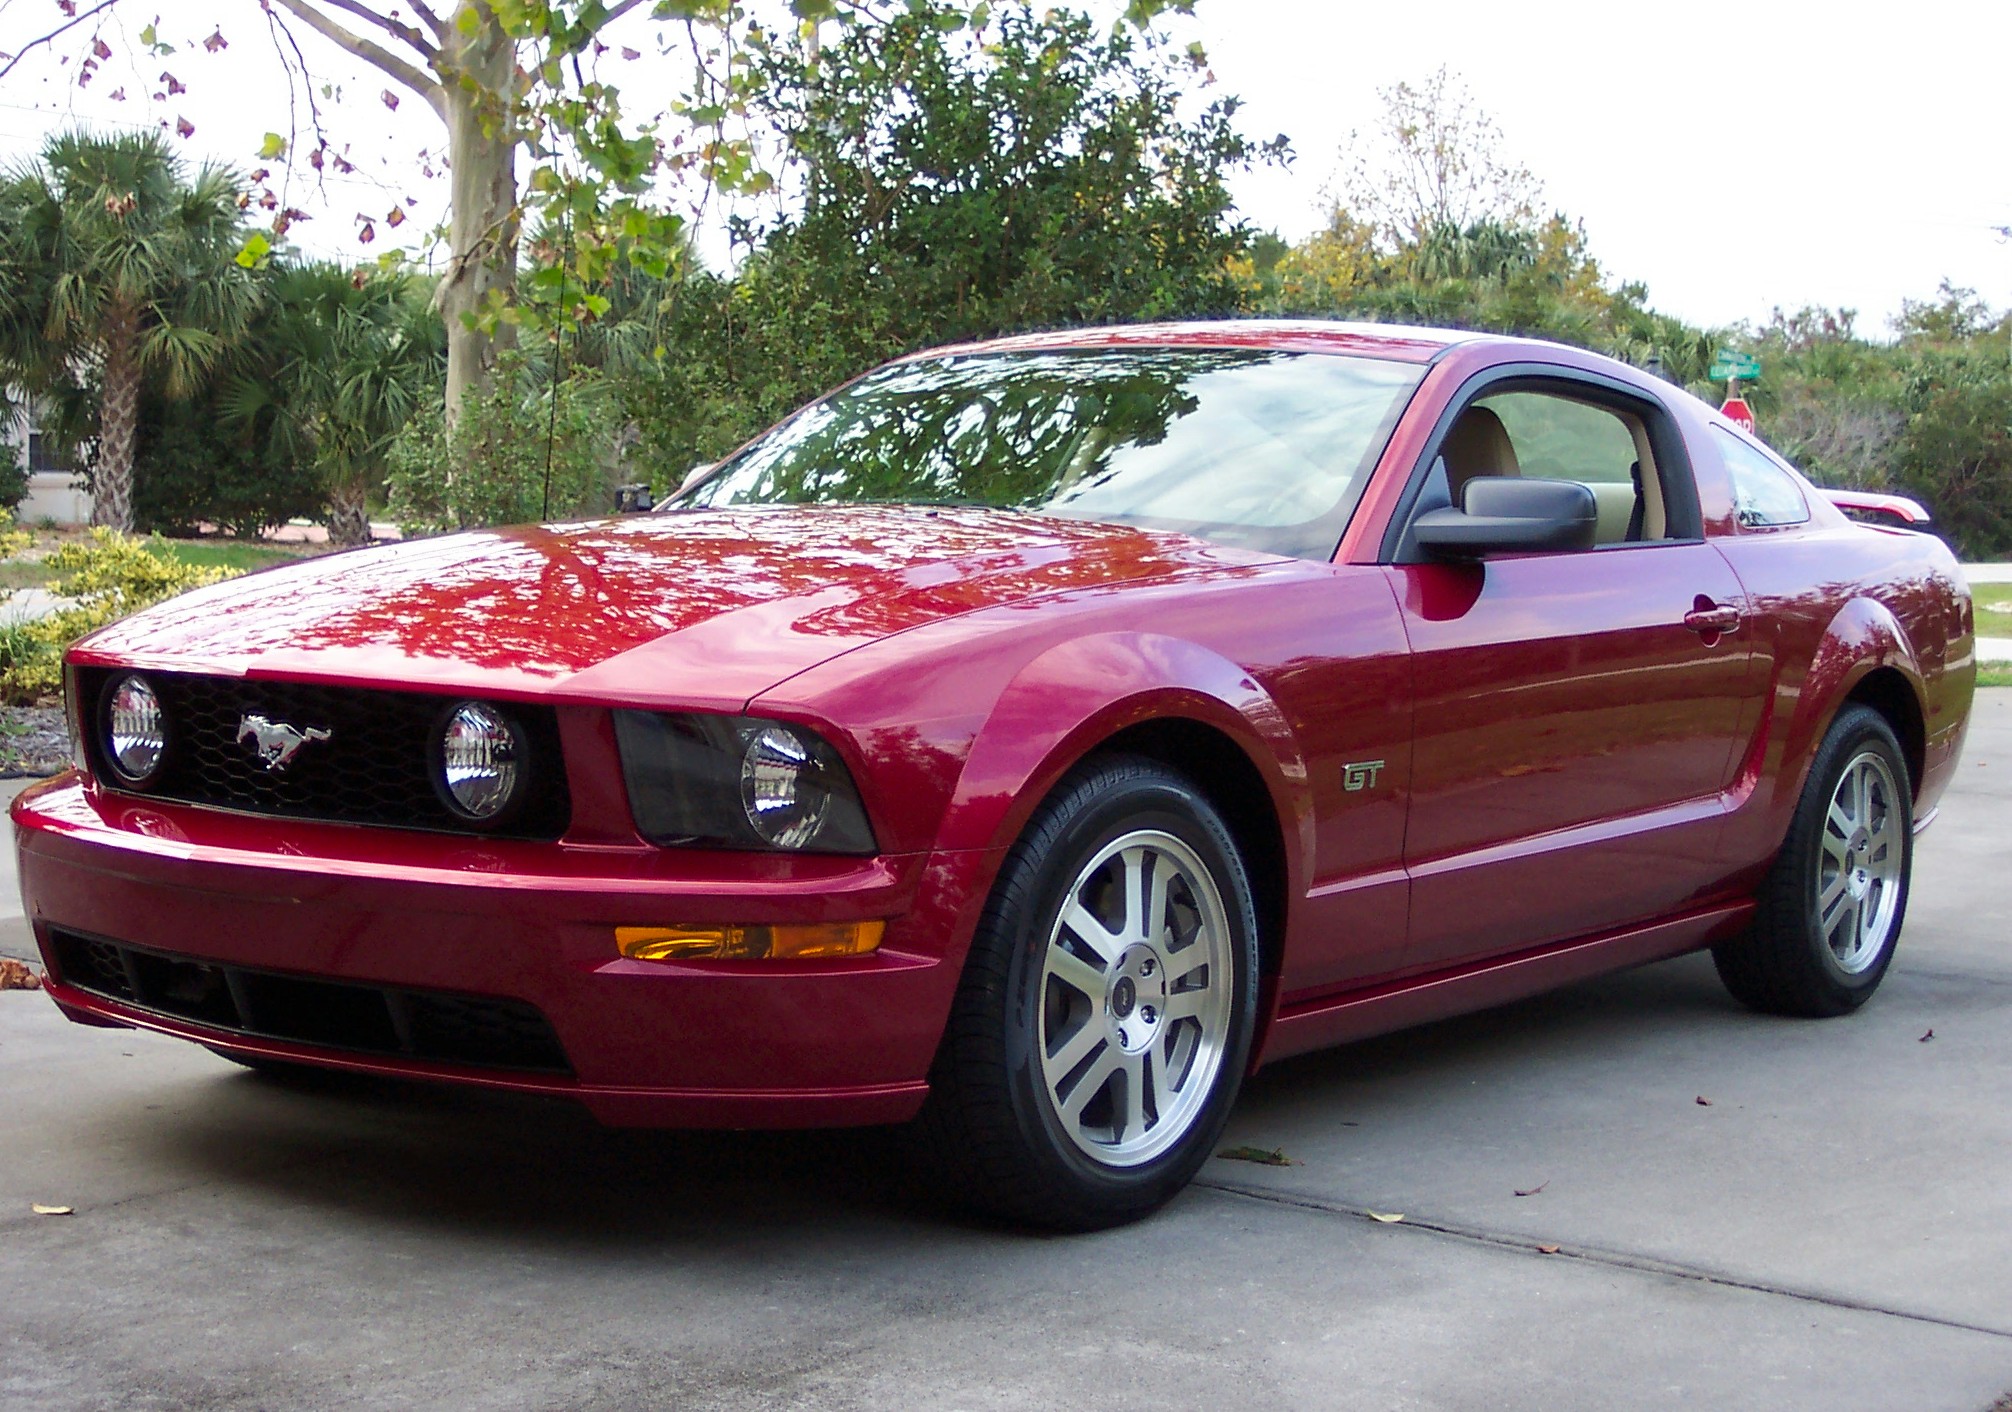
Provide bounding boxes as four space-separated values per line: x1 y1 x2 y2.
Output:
1342 759 1386 793
236 714 332 772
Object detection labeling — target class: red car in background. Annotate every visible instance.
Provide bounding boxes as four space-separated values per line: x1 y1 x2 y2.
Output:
12 321 1976 1228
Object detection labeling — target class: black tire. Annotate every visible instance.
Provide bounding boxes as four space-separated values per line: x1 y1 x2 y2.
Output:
1713 705 1913 1017
916 755 1262 1231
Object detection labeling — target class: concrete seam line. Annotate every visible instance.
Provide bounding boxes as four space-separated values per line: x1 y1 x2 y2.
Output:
1195 1179 2012 1343
1895 965 2012 991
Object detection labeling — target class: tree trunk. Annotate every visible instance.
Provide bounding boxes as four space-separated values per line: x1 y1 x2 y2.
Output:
324 478 373 547
437 4 521 429
91 304 140 532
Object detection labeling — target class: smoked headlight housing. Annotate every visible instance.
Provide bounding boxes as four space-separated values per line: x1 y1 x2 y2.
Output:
613 711 876 853
101 672 167 786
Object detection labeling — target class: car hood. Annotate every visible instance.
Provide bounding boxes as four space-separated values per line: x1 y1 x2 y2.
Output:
73 507 1272 710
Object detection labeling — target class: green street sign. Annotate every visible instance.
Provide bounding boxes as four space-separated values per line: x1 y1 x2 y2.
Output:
1709 349 1762 381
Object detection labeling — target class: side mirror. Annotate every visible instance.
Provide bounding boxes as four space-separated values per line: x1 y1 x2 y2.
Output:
1413 477 1599 558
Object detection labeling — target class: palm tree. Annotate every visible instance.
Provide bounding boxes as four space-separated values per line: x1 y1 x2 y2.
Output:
0 130 259 530
220 264 443 545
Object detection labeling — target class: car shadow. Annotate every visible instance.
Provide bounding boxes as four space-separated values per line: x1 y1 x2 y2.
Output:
105 951 1750 1247
115 1062 978 1249
1236 950 1749 1107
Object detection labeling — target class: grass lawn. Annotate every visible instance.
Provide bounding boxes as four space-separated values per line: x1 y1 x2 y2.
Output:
1982 667 2012 689
0 534 310 595
146 539 307 574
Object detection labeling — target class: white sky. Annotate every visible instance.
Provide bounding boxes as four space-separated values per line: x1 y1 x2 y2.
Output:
2 0 2008 333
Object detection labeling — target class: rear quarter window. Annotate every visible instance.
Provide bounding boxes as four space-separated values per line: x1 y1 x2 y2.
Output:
1714 428 1810 528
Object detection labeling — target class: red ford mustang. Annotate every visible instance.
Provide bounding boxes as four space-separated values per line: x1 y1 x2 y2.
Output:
13 322 1976 1228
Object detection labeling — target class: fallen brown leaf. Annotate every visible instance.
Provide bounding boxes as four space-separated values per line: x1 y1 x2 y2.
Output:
1695 1096 1712 1106
30 1204 73 1216
1537 1244 1560 1255
1919 1029 1935 1042
1217 1145 1297 1167
0 958 43 991
1514 1181 1549 1198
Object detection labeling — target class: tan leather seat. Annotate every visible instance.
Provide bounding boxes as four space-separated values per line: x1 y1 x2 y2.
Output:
1441 406 1521 506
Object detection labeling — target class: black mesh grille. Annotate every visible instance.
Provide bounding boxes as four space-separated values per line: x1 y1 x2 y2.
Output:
77 669 569 838
48 929 572 1075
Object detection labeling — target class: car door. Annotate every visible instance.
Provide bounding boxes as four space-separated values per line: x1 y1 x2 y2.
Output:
1384 372 1756 971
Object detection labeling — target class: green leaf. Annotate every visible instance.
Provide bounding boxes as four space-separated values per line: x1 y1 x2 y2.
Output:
257 132 287 160
233 232 272 269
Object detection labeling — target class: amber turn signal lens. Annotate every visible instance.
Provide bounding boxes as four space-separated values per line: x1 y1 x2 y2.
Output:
616 921 885 962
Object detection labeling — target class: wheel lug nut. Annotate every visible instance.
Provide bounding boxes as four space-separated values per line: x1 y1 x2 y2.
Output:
1141 1006 1157 1023
1116 1028 1130 1047
1140 959 1155 976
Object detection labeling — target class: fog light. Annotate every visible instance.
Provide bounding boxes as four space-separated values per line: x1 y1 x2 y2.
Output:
615 921 885 962
437 701 521 821
103 673 166 785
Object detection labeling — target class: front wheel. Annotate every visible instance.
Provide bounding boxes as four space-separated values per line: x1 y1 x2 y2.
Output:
1713 704 1913 1017
918 756 1260 1230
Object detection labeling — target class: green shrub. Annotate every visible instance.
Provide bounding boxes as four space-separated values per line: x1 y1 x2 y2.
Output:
0 529 237 703
0 513 31 561
131 391 323 538
0 453 27 516
387 356 621 533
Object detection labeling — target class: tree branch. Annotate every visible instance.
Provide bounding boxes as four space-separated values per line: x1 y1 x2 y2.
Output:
304 0 436 60
266 0 446 120
406 0 448 42
0 0 126 85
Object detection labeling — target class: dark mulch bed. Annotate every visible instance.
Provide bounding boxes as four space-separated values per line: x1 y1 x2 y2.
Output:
1 705 70 778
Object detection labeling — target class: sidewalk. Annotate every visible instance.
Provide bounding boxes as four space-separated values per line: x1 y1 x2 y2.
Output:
0 588 76 625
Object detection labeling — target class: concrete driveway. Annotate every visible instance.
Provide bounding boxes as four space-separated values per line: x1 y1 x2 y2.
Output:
2 695 2008 1411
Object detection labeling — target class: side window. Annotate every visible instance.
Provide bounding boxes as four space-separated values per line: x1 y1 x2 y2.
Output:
1714 429 1809 528
1454 390 1666 547
1480 392 1638 483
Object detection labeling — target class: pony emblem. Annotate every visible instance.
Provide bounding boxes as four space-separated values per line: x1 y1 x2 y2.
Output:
236 714 332 772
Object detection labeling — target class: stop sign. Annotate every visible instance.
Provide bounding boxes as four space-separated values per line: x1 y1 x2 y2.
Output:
1720 396 1756 433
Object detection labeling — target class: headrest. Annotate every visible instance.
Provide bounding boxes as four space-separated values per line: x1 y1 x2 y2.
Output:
1441 405 1521 487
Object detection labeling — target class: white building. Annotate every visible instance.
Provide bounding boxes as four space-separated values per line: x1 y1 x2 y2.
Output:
1 391 93 525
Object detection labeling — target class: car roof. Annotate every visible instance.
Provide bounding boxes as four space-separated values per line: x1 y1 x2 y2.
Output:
902 319 1490 366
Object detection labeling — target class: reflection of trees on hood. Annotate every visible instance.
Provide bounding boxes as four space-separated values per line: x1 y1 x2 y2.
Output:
690 349 1279 511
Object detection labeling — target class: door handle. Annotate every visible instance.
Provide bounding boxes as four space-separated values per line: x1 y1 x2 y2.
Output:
1683 602 1742 635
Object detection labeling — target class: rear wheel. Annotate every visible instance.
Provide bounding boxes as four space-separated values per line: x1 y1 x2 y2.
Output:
1714 705 1912 1016
918 756 1260 1230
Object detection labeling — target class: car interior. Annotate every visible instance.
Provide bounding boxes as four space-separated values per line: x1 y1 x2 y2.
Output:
1400 388 1673 558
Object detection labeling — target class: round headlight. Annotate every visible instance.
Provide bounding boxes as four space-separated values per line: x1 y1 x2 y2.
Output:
438 701 521 821
104 673 166 785
740 723 829 849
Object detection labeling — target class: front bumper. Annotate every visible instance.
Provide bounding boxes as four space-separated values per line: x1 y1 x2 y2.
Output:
13 775 997 1128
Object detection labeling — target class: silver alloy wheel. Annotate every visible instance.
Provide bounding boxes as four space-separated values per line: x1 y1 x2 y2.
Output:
1817 749 1904 975
1037 828 1235 1168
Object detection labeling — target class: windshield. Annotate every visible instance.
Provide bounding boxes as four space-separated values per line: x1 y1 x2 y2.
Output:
677 348 1425 560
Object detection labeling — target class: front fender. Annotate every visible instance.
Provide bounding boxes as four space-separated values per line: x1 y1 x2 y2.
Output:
933 632 1313 897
